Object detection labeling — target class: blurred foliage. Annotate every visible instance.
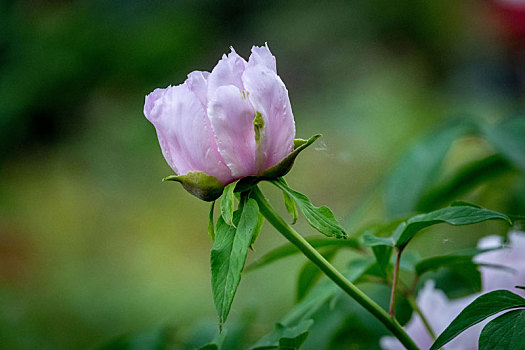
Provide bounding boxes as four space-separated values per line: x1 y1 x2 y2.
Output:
0 0 524 349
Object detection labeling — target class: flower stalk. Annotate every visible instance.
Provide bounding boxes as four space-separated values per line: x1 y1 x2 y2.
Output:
252 186 419 350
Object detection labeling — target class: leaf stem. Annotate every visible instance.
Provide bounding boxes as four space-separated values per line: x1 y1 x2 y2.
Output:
389 248 402 316
252 186 419 350
406 293 437 341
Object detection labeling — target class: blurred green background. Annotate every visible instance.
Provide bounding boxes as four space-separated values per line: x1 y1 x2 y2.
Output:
1 0 524 349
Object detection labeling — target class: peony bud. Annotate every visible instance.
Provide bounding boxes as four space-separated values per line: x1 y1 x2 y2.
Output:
144 44 309 201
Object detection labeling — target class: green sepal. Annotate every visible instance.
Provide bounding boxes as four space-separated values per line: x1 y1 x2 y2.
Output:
163 135 320 200
163 171 225 202
234 176 261 193
233 134 321 193
293 138 310 149
262 134 321 178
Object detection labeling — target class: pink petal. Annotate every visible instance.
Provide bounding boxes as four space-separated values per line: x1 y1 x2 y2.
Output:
476 232 525 297
207 48 247 96
380 282 481 350
248 43 277 72
207 85 257 177
242 65 295 172
144 84 233 184
185 71 209 107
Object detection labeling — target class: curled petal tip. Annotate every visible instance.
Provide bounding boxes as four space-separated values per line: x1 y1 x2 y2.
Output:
248 44 277 72
144 87 168 121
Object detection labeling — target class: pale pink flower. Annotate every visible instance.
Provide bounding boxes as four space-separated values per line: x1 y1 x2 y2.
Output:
143 44 295 185
475 231 525 298
381 231 525 350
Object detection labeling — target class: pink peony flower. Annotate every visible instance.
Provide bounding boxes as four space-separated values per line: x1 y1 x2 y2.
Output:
143 44 295 187
381 231 525 350
475 231 525 297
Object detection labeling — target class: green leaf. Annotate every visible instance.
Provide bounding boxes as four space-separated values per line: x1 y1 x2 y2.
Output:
385 120 474 218
392 205 511 249
356 219 407 248
362 232 394 247
251 319 314 350
97 325 175 350
479 309 525 350
197 329 228 350
323 258 376 312
198 345 219 350
415 247 502 276
398 250 422 273
245 237 360 272
249 212 265 249
163 171 225 202
282 283 337 326
422 262 482 299
211 197 260 325
345 257 376 283
281 178 299 224
395 293 414 326
296 249 337 301
208 201 216 241
430 290 525 350
322 312 388 349
371 245 393 278
450 201 482 208
282 258 374 329
414 238 505 300
354 260 390 281
221 181 237 226
270 179 347 239
416 155 512 212
484 117 525 171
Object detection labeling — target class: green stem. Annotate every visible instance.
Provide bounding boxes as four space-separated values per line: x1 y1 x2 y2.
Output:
252 186 419 350
406 293 437 341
